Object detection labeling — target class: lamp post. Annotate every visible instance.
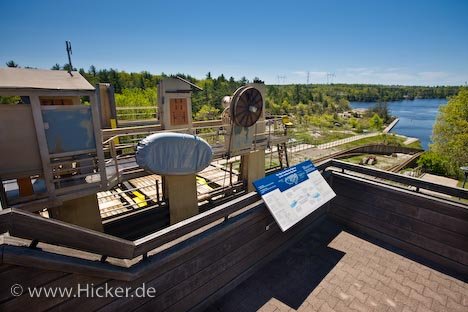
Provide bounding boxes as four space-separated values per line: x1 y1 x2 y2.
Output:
461 166 468 189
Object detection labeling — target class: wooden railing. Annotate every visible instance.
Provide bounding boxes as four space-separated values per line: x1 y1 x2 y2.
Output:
324 159 468 200
0 192 264 260
1 159 467 260
102 118 287 186
1 159 466 278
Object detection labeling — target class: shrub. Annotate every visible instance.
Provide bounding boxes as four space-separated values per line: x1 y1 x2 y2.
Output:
417 151 450 176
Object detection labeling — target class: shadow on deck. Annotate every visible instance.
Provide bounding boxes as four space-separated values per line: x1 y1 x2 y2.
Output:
207 218 468 312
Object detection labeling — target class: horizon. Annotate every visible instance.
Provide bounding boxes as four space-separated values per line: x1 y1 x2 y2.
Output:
1 0 467 86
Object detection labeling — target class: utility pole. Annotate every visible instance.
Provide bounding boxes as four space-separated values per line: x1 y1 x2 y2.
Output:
65 40 73 76
307 71 310 84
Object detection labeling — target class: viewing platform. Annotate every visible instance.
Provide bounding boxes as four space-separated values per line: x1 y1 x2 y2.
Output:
0 69 466 312
0 160 466 311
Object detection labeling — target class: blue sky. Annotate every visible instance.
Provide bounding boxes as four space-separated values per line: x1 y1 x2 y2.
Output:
1 0 467 85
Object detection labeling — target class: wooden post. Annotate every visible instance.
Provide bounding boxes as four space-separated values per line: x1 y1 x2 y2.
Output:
97 83 116 129
164 174 198 224
240 149 265 193
48 193 103 232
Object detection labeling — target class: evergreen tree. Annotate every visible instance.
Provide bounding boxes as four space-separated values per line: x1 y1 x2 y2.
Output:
6 60 18 67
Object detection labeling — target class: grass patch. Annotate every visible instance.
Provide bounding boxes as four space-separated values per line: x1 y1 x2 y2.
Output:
342 155 365 164
458 179 468 189
292 129 354 145
405 140 423 149
337 134 406 150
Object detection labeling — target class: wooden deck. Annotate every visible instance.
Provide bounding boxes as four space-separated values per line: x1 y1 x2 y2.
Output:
0 160 467 311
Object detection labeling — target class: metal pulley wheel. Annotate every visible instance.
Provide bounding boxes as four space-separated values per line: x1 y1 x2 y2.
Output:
230 86 263 127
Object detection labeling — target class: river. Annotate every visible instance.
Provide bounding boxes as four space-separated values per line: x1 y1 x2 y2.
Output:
350 98 447 150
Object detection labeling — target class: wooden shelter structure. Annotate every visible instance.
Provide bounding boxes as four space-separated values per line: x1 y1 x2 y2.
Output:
0 68 106 230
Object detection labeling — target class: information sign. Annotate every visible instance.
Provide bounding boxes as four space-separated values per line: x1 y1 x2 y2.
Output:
253 160 336 231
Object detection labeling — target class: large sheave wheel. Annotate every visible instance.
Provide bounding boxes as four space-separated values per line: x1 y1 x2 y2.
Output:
230 86 263 127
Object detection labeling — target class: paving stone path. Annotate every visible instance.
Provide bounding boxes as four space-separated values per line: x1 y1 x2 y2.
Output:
207 219 467 312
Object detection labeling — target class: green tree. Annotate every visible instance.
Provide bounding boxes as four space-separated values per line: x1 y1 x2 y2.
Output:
62 63 77 71
417 151 450 176
89 65 97 76
369 113 383 130
6 60 18 67
194 104 220 121
430 88 468 177
51 63 61 70
369 102 391 123
114 87 157 120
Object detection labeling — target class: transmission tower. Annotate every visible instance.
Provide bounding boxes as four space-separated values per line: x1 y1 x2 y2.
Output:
277 75 287 84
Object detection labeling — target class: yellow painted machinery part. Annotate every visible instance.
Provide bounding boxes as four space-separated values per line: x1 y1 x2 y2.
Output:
196 176 213 190
132 191 147 207
282 116 294 126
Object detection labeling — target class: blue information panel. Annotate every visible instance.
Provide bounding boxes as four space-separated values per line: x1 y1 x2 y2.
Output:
253 160 336 232
42 107 96 154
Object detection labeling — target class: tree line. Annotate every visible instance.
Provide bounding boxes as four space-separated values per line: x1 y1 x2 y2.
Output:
4 60 461 118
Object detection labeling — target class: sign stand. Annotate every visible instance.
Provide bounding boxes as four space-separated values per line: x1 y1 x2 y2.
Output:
253 160 336 232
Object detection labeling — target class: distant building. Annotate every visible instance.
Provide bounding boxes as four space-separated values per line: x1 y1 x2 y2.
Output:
338 108 367 119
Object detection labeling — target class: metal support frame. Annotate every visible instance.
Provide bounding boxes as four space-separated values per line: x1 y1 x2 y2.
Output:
90 93 108 190
30 95 56 199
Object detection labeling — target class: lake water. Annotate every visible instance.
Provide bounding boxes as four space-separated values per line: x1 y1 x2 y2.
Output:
350 98 447 150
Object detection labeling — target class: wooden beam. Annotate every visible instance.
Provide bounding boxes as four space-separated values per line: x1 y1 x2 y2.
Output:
331 171 468 217
133 192 261 257
329 159 468 199
97 83 113 128
331 174 468 226
2 245 135 281
9 208 134 259
11 197 63 212
0 89 94 97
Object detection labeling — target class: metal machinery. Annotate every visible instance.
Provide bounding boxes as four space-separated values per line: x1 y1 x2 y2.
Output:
222 86 264 157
